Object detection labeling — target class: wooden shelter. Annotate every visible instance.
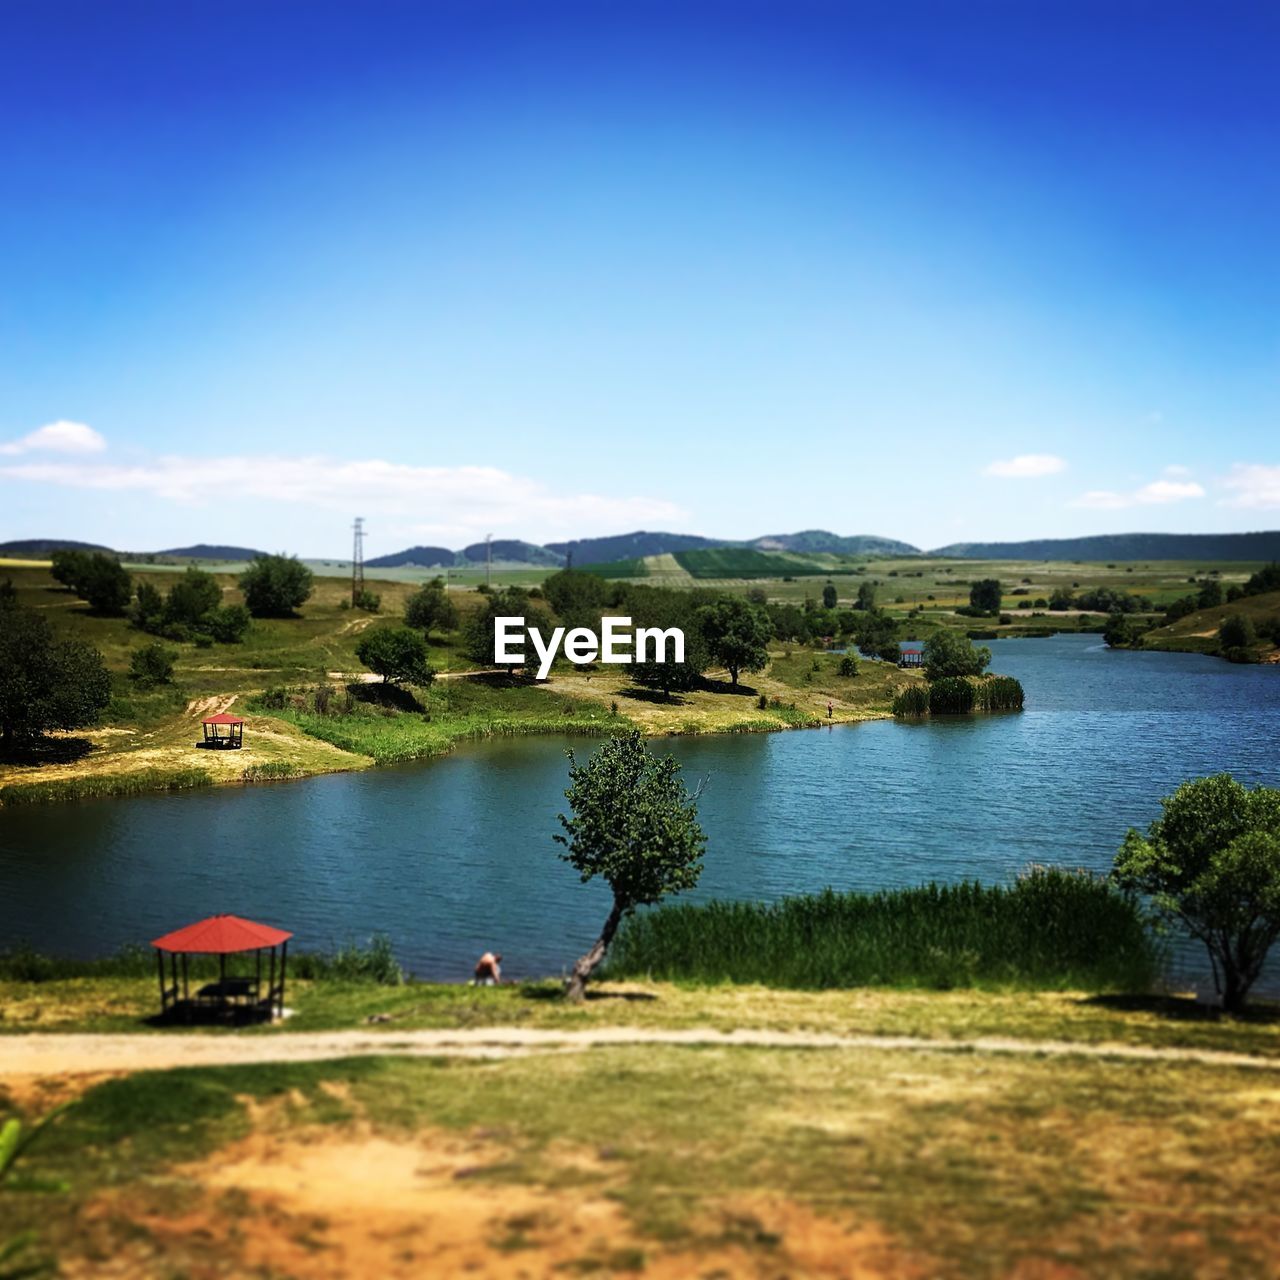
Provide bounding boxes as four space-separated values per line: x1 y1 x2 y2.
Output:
201 712 244 748
899 647 924 668
152 914 292 1022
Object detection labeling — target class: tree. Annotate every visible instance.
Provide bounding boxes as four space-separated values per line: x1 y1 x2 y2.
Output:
239 554 314 617
404 582 459 640
555 731 706 1000
969 579 1002 615
463 588 535 668
0 609 111 745
630 596 709 698
697 596 771 687
1196 579 1224 610
855 582 877 611
1114 774 1280 1013
131 580 165 632
1048 586 1074 612
922 629 990 680
59 552 131 615
1219 614 1256 651
821 583 838 610
355 626 435 686
542 569 609 628
163 567 222 628
1104 611 1135 648
129 642 175 687
50 549 93 592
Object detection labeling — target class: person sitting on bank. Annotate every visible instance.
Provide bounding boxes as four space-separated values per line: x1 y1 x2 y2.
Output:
473 951 502 986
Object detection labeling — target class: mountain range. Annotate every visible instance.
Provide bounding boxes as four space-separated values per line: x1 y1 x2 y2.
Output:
3 528 1279 566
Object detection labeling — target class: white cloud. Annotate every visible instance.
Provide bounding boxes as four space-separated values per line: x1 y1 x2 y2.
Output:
0 449 686 543
982 453 1067 479
1162 464 1192 477
1071 477 1205 510
0 420 107 456
1220 463 1280 510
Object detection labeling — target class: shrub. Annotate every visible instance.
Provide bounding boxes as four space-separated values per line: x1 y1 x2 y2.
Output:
1218 614 1256 650
204 603 251 644
129 642 175 687
353 589 382 613
838 654 859 677
356 626 435 686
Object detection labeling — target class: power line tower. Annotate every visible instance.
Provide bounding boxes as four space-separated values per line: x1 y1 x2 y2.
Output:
485 533 493 590
351 517 365 606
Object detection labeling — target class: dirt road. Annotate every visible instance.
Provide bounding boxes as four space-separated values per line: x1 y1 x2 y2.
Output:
3 1025 1276 1078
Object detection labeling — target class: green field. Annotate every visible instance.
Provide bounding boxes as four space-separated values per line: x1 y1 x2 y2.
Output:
673 547 830 578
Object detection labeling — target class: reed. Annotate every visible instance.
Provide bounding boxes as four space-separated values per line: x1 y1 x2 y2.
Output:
604 868 1162 992
0 766 213 807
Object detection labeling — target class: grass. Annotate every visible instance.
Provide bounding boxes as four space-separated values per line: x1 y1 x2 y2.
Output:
0 765 215 806
605 872 1162 992
3 1041 1280 1277
1142 587 1280 661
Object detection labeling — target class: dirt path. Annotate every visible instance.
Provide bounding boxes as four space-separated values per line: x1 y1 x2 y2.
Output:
3 1025 1276 1079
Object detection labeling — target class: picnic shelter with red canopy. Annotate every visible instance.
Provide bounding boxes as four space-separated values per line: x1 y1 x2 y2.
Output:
201 712 244 748
152 914 292 1022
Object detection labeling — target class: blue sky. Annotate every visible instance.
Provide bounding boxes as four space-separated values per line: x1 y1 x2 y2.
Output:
1 1 1277 555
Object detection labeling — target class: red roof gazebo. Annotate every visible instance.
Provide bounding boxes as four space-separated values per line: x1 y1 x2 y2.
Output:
201 712 244 749
152 914 292 1022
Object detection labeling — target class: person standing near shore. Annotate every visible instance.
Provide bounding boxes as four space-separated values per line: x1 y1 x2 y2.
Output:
473 951 502 985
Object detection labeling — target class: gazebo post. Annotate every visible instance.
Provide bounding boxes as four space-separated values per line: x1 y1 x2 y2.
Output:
278 940 288 1017
156 948 167 1014
181 952 190 1021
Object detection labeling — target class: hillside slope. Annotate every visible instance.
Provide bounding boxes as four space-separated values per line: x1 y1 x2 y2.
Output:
932 532 1280 561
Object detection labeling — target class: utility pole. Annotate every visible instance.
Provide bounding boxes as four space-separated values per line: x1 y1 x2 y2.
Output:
485 533 492 590
351 517 365 606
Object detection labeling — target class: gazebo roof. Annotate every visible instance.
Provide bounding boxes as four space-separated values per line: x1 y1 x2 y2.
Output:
152 914 292 954
203 712 244 725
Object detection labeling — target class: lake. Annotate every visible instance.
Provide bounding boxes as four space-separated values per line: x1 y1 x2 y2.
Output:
3 634 1278 992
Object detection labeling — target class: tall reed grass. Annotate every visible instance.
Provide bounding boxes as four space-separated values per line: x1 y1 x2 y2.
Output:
604 868 1161 992
0 766 213 807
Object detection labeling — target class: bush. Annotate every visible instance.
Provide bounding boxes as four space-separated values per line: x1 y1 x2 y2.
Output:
928 676 976 714
838 654 859 677
353 589 382 613
204 603 251 644
1219 614 1256 650
129 642 175 687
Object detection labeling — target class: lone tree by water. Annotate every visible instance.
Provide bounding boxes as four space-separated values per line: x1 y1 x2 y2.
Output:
1113 773 1280 1013
555 731 706 1000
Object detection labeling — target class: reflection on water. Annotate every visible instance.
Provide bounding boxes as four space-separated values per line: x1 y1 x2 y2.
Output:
2 635 1278 992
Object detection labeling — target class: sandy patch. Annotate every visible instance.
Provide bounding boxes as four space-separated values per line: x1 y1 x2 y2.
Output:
68 1126 920 1279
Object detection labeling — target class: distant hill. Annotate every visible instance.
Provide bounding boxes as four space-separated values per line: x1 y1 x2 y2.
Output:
930 532 1280 561
460 540 564 567
546 531 723 564
0 538 113 556
751 530 920 556
365 545 457 569
154 544 266 561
